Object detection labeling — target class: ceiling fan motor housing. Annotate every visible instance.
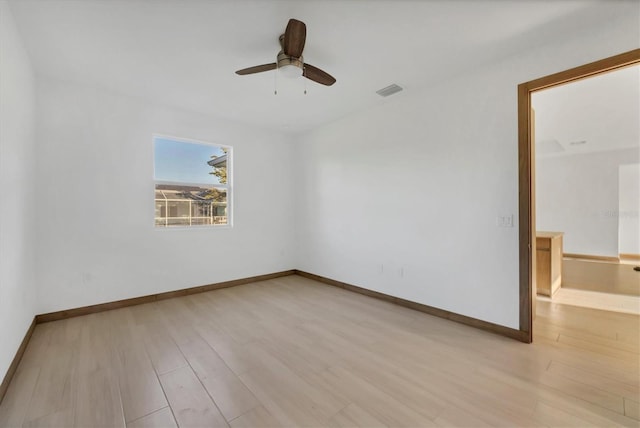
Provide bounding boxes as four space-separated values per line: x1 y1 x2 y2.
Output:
277 51 304 71
277 34 303 73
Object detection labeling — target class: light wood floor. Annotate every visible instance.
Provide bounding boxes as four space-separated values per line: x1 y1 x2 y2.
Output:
538 287 640 315
563 258 640 297
0 275 638 427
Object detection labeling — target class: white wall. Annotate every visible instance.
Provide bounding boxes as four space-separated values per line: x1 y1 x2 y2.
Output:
294 11 639 329
536 148 640 258
0 1 38 380
2 2 637 361
619 163 640 255
35 78 296 314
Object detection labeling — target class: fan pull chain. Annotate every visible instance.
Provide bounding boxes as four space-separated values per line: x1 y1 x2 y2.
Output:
274 63 278 95
304 71 307 95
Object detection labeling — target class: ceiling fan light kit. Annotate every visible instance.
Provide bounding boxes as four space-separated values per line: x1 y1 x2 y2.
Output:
235 18 336 87
277 51 303 78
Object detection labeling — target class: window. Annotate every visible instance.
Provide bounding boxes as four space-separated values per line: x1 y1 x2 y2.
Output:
153 136 231 227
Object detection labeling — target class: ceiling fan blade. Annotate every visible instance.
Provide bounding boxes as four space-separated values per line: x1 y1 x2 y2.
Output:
303 63 336 86
284 19 306 58
235 63 277 75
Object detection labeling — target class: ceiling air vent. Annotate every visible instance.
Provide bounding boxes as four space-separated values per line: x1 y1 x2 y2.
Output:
376 84 403 97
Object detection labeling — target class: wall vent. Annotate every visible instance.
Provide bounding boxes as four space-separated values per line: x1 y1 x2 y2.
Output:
376 84 403 97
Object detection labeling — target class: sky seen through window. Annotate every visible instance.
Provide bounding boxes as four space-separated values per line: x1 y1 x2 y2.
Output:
154 137 226 185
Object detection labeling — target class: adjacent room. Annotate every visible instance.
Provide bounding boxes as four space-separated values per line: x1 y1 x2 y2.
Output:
533 64 640 313
1 1 638 427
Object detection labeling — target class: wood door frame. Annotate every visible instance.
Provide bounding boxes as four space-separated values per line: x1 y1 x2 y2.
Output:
517 49 640 343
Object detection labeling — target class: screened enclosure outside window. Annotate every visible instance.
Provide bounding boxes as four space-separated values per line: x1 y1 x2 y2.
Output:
153 136 231 227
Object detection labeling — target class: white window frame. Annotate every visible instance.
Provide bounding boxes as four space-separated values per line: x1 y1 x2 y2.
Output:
153 134 233 229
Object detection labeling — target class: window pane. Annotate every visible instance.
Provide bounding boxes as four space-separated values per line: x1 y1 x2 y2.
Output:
153 136 230 228
154 137 228 185
154 183 227 227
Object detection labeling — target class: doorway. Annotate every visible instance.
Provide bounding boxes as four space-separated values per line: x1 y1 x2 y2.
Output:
517 49 640 343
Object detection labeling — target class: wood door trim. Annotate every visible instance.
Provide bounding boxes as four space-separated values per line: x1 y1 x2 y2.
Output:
523 49 640 92
296 270 528 342
518 82 534 341
517 48 640 343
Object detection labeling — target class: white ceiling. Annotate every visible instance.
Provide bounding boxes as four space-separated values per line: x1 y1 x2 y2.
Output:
8 0 635 134
533 64 640 157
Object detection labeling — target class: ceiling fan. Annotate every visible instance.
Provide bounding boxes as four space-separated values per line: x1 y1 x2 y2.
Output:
235 19 336 86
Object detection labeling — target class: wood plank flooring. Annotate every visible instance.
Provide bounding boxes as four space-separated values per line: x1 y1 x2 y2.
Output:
0 275 638 427
563 258 640 296
538 288 640 315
